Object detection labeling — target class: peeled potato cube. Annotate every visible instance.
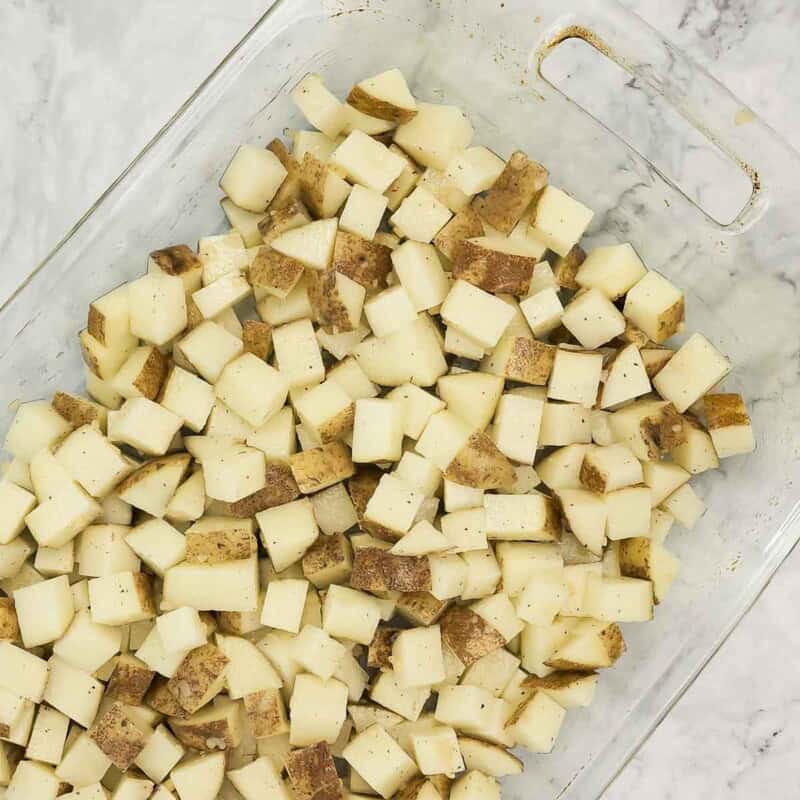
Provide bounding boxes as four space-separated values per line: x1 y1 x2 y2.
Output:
220 144 288 212
561 288 626 349
25 482 102 548
623 270 685 343
600 344 651 408
507 691 566 753
446 146 505 195
580 444 643 493
192 274 251 320
4 401 73 464
652 333 731 413
294 380 354 443
441 280 515 350
352 398 405 463
55 425 134 498
390 186 453 243
556 488 607 555
0 481 36 545
703 393 755 457
660 482 705 529
128 274 187 346
13 575 74 648
331 130 406 193
343 723 419 798
214 353 288 428
291 73 347 138
298 152 352 218
530 186 594 257
605 485 651 540
289 673 348 746
575 242 647 300
108 398 183 456
203 445 265 503
364 285 417 337
392 625 446 688
584 574 654 621
364 474 424 537
547 349 604 407
272 318 325 389
493 392 544 466
391 241 450 311
339 184 389 241
271 218 338 271
348 68 418 124
519 287 564 337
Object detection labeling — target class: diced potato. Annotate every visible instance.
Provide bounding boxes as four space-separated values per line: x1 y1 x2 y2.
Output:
43 656 104 728
437 372 504 431
257 498 319 572
493 393 543 465
576 243 647 299
128 274 187 346
272 318 326 389
392 625 446 688
220 145 288 212
364 285 418 337
291 73 347 138
299 152 352 218
289 673 348 746
0 482 36 545
507 690 566 753
344 723 419 799
555 489 607 555
600 344 652 408
441 280 514 349
661 483 705 529
605 486 651 540
322 584 381 645
623 270 685 343
89 571 154 626
348 68 418 124
271 218 338 272
704 393 756 457
482 336 556 387
390 186 453 243
391 241 450 312
229 757 290 800
530 186 593 256
171 752 226 800
561 288 626 349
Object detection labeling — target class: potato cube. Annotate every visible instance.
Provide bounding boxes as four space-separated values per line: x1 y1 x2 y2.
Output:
618 537 679 603
271 319 325 391
436 372 504 432
285 742 343 800
394 101 472 169
530 186 593 257
298 151 352 218
390 186 453 243
338 184 389 241
0 482 36 545
507 691 566 753
322 585 380 645
460 547 502 601
220 145 287 212
444 146 504 195
580 444 642 493
291 73 347 138
212 353 288 429
216 635 281 699
133 724 184 784
242 689 289 739
547 349 604 407
441 281 514 349
671 416 719 474
271 217 338 272
704 393 755 457
166 643 228 713
352 399 405 464
87 282 136 349
289 673 348 746
0 642 49 702
434 685 511 745
364 475 424 538
179 321 243 383
107 398 183 456
229 756 290 800
562 289 626 351
261 579 309 633
294 380 354 444
348 68 417 124
390 520 450 557
345 723 420 798
155 366 213 432
599 344 651 409
3 401 73 464
583 574 654 621
156 607 206 654
6 760 60 800
471 593 525 643
623 270 685 343
192 274 251 320
483 494 557 542
89 571 154 626
390 241 450 312
575 242 647 299
164 470 206 523
50 608 120 674
54 426 134 499
652 333 732 412
434 206 485 262
171 752 226 800
661 483 705 529
439 508 487 553
481 336 556 388
25 481 103 548
87 702 148 770
493 394 543 466
364 286 417 339
472 151 548 235
110 346 168 400
330 130 405 193
43 656 103 728
291 624 347 681
125 518 186 577
128 274 187 346
289 441 355 494
256 498 318 572
24 705 69 767
392 625 445 688
519 287 564 337
442 479 483 513
203 445 265 503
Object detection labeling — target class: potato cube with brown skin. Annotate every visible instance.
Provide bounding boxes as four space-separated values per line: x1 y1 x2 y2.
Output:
482 336 557 387
444 431 515 492
289 441 355 494
285 742 344 800
322 585 381 645
452 237 536 296
299 152 352 218
348 68 417 124
472 151 548 234
623 270 685 343
87 283 136 349
0 598 20 642
104 654 155 705
294 381 355 444
243 688 289 739
546 618 625 670
350 548 431 593
308 269 366 335
506 691 566 754
289 673 349 746
259 197 310 244
580 444 643 493
117 454 191 518
332 230 393 290
88 702 148 770
248 247 305 300
88 572 154 626
344 723 419 799
167 643 229 714
434 206 485 261
80 328 138 381
439 606 505 667
52 390 107 431
302 533 353 588
241 320 273 362
220 145 288 212
703 393 756 457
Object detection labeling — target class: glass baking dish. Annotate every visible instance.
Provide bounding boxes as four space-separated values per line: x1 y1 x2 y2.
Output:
3 0 799 797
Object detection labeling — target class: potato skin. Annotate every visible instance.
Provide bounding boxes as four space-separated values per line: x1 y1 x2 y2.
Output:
440 605 506 667
167 643 229 714
703 393 750 429
243 688 289 738
472 151 548 234
347 84 417 124
434 207 485 261
332 231 393 290
105 654 155 705
52 391 104 428
89 702 148 770
350 548 431 593
290 441 355 494
396 591 450 627
242 319 273 360
452 239 535 295
445 431 515 490
285 741 344 800
0 599 20 643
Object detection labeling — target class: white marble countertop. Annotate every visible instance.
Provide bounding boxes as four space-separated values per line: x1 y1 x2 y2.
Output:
3 1 799 797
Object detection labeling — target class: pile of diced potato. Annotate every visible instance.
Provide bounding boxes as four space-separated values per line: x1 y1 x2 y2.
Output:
0 67 756 800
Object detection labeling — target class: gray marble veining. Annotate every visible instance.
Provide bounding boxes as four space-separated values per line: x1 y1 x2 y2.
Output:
2 1 800 798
